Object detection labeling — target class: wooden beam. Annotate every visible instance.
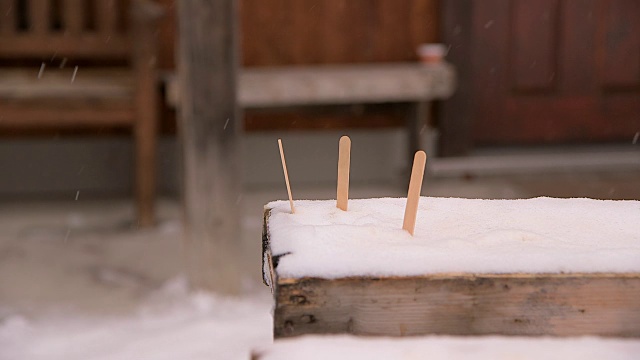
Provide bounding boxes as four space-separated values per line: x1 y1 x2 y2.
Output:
177 0 243 293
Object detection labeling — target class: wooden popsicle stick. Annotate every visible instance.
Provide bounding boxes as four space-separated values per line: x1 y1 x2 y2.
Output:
336 135 351 211
278 139 296 214
403 150 427 235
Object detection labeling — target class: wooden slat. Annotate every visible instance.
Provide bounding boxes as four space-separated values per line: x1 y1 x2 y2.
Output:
511 0 559 91
0 34 130 57
439 0 474 156
63 0 84 34
163 63 456 108
272 274 640 338
560 0 597 94
0 102 134 128
372 0 412 62
320 0 369 63
239 63 456 107
239 0 438 66
0 0 16 33
0 68 133 100
244 108 405 132
599 0 640 88
28 0 51 33
96 0 120 35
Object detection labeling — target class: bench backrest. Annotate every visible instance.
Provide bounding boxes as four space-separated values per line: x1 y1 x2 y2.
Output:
0 0 131 59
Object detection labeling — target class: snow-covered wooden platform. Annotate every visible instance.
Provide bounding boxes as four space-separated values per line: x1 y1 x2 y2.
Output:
262 197 640 338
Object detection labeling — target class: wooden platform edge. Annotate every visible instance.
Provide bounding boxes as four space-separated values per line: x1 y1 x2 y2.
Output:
262 208 640 339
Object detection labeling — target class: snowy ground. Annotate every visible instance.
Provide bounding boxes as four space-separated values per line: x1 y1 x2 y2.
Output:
0 278 273 360
1 175 639 360
255 335 640 360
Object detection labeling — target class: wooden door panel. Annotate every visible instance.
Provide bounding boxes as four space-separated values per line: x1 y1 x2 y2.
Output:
599 0 640 88
511 0 559 91
444 0 640 150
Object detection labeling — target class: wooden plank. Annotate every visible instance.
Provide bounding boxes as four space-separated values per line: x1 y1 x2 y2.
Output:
163 63 455 109
243 108 406 132
289 0 323 64
272 274 640 338
239 0 438 66
0 68 133 100
372 0 412 62
263 210 640 338
0 0 16 33
599 0 640 88
27 0 51 33
177 0 243 293
559 0 597 94
439 0 473 156
0 35 130 58
0 102 134 127
239 63 455 107
62 0 84 34
511 0 559 91
96 0 120 35
319 0 365 64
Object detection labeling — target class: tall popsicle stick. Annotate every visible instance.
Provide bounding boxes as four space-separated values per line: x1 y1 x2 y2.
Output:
336 135 351 211
402 150 427 235
277 139 296 214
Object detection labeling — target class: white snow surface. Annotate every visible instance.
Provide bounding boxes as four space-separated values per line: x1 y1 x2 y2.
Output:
266 197 640 278
0 278 273 360
256 335 640 360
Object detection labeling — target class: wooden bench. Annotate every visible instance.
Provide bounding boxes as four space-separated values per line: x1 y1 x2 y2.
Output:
164 63 456 159
0 0 163 227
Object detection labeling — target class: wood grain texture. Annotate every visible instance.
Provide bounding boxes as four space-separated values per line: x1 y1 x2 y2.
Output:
158 0 439 68
0 0 17 34
272 274 640 338
131 0 163 227
453 0 640 146
178 0 243 293
240 0 438 66
510 0 559 91
164 63 456 108
263 210 640 338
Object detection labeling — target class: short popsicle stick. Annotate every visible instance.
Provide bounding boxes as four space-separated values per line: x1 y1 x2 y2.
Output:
336 135 351 211
278 139 296 214
402 150 427 235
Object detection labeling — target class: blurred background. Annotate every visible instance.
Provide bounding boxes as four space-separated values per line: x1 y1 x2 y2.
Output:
0 1 638 358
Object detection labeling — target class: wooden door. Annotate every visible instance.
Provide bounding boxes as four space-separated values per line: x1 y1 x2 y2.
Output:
441 0 640 155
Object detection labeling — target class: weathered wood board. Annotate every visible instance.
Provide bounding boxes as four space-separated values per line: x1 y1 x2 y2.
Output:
263 209 640 338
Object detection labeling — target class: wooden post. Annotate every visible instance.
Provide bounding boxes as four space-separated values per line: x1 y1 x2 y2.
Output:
177 0 242 293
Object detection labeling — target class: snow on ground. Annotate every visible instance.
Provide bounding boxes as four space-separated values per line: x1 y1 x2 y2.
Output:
0 277 273 360
255 335 640 360
267 197 640 278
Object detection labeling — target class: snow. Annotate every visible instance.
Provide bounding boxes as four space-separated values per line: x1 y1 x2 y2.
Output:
256 335 640 360
266 197 640 278
5 280 639 360
0 278 273 360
